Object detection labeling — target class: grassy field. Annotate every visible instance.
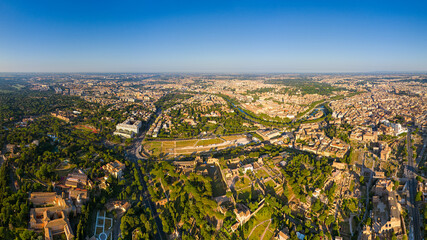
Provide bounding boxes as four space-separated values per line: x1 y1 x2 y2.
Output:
243 206 273 239
264 179 277 195
54 162 77 178
352 149 362 165
261 225 275 240
12 84 25 90
196 138 224 146
365 158 374 169
162 142 175 153
176 140 198 148
162 142 175 148
143 136 243 158
248 220 270 240
255 169 269 179
222 135 246 141
174 149 195 154
145 141 163 156
264 179 276 188
234 176 252 190
214 126 225 135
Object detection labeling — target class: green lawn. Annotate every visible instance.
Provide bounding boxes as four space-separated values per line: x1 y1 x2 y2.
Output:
222 135 246 141
175 149 195 154
248 220 270 240
162 141 175 148
175 140 198 148
234 176 252 190
262 227 275 240
263 179 277 195
145 141 162 155
214 126 226 135
144 137 239 158
255 169 269 179
253 205 272 221
264 179 276 188
243 205 272 239
196 138 224 146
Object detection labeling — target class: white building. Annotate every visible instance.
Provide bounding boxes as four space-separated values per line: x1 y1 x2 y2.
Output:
242 164 254 173
113 131 135 138
381 120 407 136
113 118 142 138
392 123 407 136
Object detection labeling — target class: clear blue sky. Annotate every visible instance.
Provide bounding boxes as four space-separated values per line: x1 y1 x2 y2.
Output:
1 0 427 72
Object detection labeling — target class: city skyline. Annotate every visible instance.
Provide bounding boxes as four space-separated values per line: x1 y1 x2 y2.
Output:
0 72 426 239
1 0 427 72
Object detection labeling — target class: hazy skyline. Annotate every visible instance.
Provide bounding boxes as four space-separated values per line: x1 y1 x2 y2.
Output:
1 0 427 72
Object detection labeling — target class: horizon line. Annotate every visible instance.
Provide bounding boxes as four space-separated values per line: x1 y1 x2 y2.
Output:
1 71 427 75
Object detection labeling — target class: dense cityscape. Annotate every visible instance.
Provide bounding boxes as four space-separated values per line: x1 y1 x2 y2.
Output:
1 0 427 239
0 73 426 240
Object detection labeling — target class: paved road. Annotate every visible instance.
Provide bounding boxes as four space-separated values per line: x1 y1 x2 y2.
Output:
406 129 421 240
135 118 168 240
126 136 168 240
114 108 167 240
112 215 122 240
